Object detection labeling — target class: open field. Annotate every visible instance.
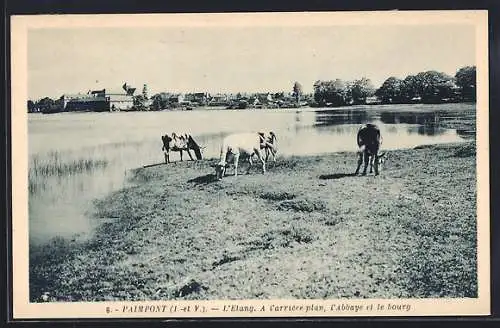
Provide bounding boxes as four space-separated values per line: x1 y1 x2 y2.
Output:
29 141 477 301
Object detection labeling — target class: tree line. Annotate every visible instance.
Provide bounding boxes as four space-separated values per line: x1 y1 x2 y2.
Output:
310 66 476 107
28 65 476 113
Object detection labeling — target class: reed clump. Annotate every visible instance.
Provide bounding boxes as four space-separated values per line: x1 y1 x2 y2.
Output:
29 151 108 193
30 152 108 177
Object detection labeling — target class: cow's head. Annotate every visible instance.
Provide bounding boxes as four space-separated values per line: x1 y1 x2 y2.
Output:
161 134 172 150
214 161 228 180
268 131 277 143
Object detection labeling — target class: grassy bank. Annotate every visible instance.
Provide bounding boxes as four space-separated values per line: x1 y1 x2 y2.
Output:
29 142 477 301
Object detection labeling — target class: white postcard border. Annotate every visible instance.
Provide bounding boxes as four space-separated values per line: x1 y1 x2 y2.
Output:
11 11 490 319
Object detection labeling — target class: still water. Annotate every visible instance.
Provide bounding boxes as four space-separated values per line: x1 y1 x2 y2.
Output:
28 103 475 244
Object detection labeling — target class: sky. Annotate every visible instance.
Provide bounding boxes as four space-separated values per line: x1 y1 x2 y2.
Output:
27 24 476 100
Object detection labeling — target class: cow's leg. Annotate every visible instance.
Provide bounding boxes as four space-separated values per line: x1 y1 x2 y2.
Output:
355 151 363 175
369 155 374 174
362 151 369 175
246 154 253 174
164 151 169 164
255 149 266 174
267 147 276 164
186 149 194 161
179 150 183 162
374 153 380 176
233 153 240 177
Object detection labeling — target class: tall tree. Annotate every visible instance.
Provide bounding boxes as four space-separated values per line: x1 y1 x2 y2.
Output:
133 95 148 110
142 84 149 100
27 100 36 113
350 77 375 105
36 97 56 113
455 66 476 102
414 71 454 103
375 77 403 104
293 81 303 104
400 75 419 102
150 93 169 111
313 79 350 107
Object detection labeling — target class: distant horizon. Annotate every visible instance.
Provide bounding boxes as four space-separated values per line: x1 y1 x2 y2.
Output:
27 63 475 101
27 17 476 100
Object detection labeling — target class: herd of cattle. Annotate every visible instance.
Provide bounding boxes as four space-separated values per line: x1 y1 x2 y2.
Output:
160 124 385 180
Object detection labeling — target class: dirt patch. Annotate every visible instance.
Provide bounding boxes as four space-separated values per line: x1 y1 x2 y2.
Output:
174 279 209 298
277 198 327 212
212 254 242 268
453 142 476 157
249 226 316 250
259 191 297 201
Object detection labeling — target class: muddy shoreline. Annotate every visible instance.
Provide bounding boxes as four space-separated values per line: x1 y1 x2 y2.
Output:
29 142 477 302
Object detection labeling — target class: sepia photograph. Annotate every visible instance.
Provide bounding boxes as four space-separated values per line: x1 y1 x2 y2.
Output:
10 11 489 318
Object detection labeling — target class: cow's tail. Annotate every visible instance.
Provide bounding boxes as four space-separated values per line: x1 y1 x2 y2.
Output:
188 136 203 160
194 148 203 160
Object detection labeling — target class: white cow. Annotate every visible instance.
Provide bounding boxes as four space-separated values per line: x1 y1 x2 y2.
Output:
215 132 270 180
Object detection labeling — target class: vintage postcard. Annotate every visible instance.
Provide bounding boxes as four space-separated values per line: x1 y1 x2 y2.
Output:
11 11 489 319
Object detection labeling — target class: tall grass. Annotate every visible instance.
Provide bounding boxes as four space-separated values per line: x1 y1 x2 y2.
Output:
31 152 108 176
29 151 108 194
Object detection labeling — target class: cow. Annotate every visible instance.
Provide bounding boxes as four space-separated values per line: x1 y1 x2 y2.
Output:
263 131 278 163
161 133 203 163
354 124 386 176
214 132 272 180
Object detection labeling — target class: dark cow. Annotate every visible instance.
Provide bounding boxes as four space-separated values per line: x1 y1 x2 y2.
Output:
354 124 386 176
161 133 203 163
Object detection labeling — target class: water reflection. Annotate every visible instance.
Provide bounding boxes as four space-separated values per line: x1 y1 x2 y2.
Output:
316 109 369 126
407 125 446 136
381 111 439 126
317 109 471 137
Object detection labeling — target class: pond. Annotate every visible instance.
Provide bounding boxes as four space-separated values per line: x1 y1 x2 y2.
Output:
27 103 475 244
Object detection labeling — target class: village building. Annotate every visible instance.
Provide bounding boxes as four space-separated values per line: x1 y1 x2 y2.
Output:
184 92 209 105
207 93 229 106
105 88 136 111
168 93 185 104
366 96 382 105
61 85 135 112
